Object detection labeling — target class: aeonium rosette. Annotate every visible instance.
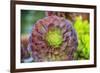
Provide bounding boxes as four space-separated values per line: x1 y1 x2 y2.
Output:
27 15 78 62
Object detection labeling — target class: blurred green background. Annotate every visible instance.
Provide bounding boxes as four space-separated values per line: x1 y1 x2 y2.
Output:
21 10 90 60
21 10 45 35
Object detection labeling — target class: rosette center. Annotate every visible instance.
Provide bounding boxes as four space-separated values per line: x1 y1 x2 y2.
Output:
45 27 63 48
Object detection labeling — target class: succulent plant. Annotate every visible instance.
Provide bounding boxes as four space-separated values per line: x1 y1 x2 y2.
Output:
73 16 90 60
21 35 30 62
27 15 78 62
